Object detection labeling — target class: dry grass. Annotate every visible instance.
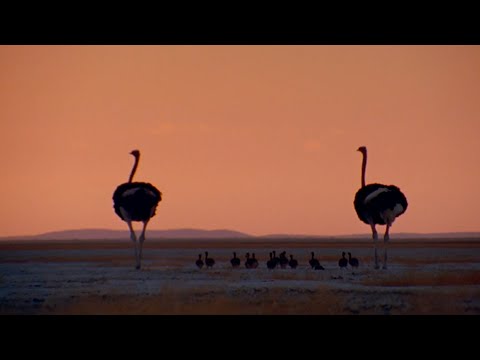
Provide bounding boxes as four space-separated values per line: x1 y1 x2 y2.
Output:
46 284 345 315
3 239 480 315
4 253 478 268
361 269 480 287
392 256 480 265
407 287 480 314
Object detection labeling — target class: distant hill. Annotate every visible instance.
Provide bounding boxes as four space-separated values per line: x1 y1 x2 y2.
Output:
1 228 254 241
334 232 480 239
261 232 480 240
1 229 480 241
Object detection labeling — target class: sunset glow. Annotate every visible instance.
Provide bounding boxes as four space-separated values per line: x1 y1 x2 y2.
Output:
1 45 479 237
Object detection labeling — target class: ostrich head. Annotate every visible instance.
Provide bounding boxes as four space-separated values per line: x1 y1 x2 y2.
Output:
130 149 140 157
357 146 367 154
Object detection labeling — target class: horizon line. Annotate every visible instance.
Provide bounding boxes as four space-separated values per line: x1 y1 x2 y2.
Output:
3 227 480 240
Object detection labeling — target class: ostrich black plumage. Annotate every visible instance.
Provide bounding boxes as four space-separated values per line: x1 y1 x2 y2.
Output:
338 252 348 270
288 254 298 269
196 254 204 269
354 146 408 269
205 251 215 268
230 252 241 268
309 251 320 269
113 150 162 269
348 252 359 270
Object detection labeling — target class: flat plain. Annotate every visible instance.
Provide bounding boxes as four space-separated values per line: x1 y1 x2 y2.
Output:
1 238 479 315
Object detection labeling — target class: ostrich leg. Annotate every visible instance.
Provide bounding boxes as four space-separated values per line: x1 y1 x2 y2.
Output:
370 222 379 269
127 221 140 269
138 220 149 269
383 223 391 270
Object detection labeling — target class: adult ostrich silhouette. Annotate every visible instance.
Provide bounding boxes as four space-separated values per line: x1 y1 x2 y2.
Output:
113 150 162 269
354 146 408 269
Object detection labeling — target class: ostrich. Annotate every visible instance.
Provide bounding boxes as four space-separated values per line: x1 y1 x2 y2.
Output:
279 251 289 269
245 252 251 268
113 150 162 269
338 252 348 270
266 252 276 269
272 251 281 268
245 252 256 269
230 252 241 268
288 254 298 269
251 253 259 268
309 251 320 269
348 252 359 270
196 254 204 269
354 146 408 269
205 251 215 268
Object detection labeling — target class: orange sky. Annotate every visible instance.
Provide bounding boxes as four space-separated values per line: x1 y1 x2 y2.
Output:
1 45 479 237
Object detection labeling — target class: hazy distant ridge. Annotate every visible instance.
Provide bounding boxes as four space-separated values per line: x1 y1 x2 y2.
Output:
2 228 480 241
4 228 253 240
260 232 480 239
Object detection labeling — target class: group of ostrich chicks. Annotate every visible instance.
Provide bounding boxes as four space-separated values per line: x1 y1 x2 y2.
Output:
113 146 408 270
195 250 360 272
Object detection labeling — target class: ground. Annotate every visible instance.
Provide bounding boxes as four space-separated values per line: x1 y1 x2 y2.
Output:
1 238 479 315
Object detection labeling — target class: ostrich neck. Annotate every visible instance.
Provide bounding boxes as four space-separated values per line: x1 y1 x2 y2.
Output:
361 151 367 188
128 156 140 183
